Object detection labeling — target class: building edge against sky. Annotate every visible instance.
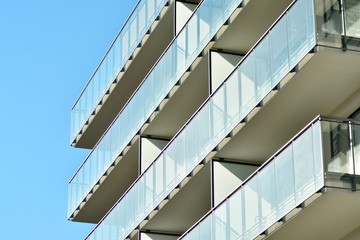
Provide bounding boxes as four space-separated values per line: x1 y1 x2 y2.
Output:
69 0 360 239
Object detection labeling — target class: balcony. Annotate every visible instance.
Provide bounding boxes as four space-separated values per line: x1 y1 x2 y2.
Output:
70 0 175 148
68 0 296 223
180 116 360 240
82 0 320 238
80 0 360 238
69 0 236 221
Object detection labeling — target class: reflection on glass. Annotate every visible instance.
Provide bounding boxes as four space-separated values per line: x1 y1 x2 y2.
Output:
243 177 259 239
228 190 242 240
322 121 352 174
259 162 276 229
214 203 227 239
345 0 360 38
315 0 360 49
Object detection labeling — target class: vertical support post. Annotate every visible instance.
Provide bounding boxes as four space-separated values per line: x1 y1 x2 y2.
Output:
339 0 348 51
348 121 356 191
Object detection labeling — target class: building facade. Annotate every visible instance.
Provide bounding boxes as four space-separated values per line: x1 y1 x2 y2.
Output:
68 0 360 239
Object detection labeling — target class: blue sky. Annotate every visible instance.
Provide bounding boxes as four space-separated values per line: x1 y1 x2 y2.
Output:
0 1 136 239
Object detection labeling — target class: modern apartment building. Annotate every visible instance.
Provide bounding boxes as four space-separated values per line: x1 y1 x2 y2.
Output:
68 0 360 239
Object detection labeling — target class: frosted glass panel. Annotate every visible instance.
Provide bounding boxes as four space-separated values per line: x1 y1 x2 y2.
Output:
214 203 227 240
270 17 289 83
229 190 243 240
293 127 317 204
199 215 212 240
312 121 324 190
287 0 309 66
243 177 259 239
275 147 295 218
258 163 276 230
254 35 272 99
225 74 241 125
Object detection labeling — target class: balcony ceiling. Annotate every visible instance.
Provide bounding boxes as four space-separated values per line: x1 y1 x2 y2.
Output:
216 47 360 164
213 0 293 54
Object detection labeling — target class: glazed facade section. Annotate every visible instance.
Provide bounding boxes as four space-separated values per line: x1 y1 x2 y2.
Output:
68 0 360 239
69 0 360 220
68 0 243 217
180 118 360 240
84 0 316 238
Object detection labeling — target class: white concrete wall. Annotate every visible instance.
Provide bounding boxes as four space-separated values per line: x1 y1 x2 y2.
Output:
210 51 243 93
140 232 179 240
175 1 197 35
213 161 258 206
140 137 168 174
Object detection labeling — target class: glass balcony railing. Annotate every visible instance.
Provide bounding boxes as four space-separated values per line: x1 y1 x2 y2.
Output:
316 0 360 51
70 0 168 143
84 0 316 239
180 116 360 240
68 0 243 218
